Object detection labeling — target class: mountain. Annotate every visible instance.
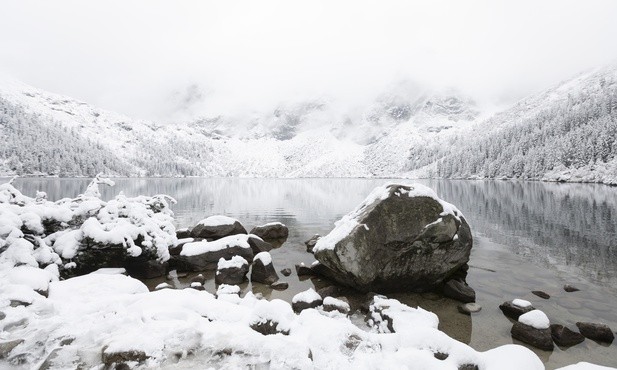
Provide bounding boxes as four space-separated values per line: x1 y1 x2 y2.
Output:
0 77 481 177
0 64 616 183
404 64 617 185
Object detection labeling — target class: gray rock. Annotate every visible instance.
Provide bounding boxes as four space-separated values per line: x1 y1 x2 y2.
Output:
317 285 340 299
171 237 254 272
551 324 585 347
250 223 289 242
313 184 472 292
251 253 279 285
532 291 550 299
250 320 289 336
564 284 580 292
457 303 482 315
499 300 534 320
323 296 350 314
292 290 323 313
102 347 148 367
511 322 554 351
458 365 479 370
215 257 249 285
280 268 292 276
0 339 24 359
175 228 192 239
270 281 289 290
191 274 206 284
0 311 5 320
247 235 273 255
443 279 476 303
304 234 321 253
295 263 314 276
190 218 247 240
576 322 614 343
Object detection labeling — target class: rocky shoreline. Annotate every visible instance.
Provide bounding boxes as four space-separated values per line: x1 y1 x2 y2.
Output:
0 177 614 369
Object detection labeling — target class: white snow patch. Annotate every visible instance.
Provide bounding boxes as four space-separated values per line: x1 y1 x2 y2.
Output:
217 255 248 270
254 252 272 265
197 215 238 227
512 299 532 308
292 288 322 304
180 234 251 257
518 310 550 329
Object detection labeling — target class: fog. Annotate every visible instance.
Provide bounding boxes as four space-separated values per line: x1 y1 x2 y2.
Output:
1 0 617 120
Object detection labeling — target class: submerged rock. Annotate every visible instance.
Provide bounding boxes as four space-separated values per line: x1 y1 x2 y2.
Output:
250 222 289 242
190 215 247 240
313 183 472 293
532 291 550 299
457 303 482 315
443 279 476 303
576 322 614 343
551 324 585 347
270 281 289 290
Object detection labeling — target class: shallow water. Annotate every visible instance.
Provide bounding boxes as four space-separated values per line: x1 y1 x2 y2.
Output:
7 177 617 369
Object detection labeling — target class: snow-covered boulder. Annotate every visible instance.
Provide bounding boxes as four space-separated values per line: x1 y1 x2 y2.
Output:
313 183 472 292
249 222 289 242
190 215 247 240
292 288 323 313
251 252 279 285
499 299 535 320
215 256 249 285
304 234 321 253
172 234 254 271
511 310 553 351
323 296 350 315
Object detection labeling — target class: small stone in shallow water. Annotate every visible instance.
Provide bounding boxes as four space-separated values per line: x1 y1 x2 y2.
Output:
550 324 585 347
457 303 482 315
443 279 476 303
532 290 550 299
563 284 580 292
270 281 289 290
499 300 534 320
280 268 292 276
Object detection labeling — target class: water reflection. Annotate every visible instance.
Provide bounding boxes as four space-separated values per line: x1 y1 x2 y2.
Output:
8 177 617 287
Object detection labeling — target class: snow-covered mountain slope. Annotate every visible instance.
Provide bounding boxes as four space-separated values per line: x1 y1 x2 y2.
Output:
0 76 482 177
404 64 617 184
1 64 616 182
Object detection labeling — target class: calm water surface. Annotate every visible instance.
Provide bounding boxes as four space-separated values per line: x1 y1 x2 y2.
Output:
6 177 617 369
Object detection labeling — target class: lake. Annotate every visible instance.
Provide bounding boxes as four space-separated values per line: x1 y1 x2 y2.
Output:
5 177 617 369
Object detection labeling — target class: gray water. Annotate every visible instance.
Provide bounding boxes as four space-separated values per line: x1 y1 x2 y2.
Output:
6 177 617 369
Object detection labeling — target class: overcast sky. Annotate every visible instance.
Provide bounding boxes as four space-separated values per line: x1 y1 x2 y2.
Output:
1 0 617 120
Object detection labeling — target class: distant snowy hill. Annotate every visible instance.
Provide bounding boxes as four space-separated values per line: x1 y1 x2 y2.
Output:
1 64 616 183
405 64 617 185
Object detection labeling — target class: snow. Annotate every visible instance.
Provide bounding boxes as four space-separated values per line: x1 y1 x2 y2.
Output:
92 267 126 275
261 222 285 227
518 310 550 329
556 363 617 370
512 299 532 308
180 234 251 257
323 296 350 311
197 215 238 227
217 255 248 270
314 183 462 252
292 288 322 304
217 284 241 295
254 251 272 265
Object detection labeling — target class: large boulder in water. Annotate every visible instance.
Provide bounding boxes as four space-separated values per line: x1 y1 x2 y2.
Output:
313 183 472 293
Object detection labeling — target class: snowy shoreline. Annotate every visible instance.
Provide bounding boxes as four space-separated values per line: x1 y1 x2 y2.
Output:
0 177 614 369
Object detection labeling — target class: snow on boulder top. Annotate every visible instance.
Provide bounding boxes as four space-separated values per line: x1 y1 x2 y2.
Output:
512 299 532 308
217 255 248 270
292 288 322 304
217 284 241 295
261 222 285 227
180 234 251 257
323 296 350 310
197 215 239 227
92 267 127 275
313 183 462 253
254 251 272 265
519 310 550 329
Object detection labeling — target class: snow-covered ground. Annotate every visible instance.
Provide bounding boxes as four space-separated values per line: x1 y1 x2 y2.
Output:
0 177 613 369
